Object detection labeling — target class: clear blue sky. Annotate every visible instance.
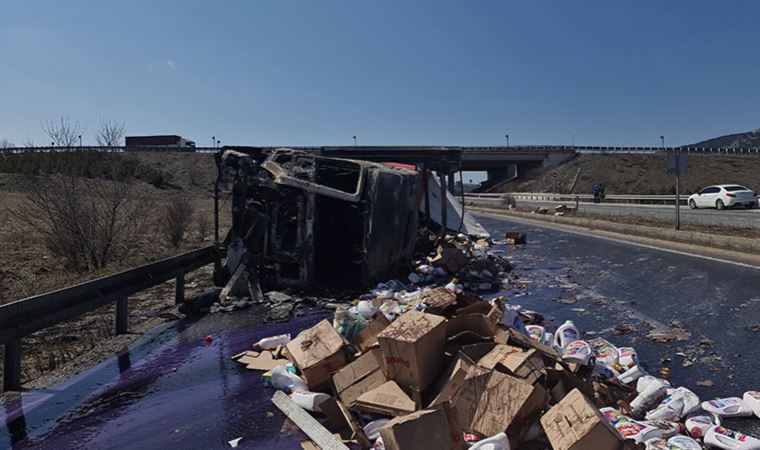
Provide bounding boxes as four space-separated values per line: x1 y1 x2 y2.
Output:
1 0 759 148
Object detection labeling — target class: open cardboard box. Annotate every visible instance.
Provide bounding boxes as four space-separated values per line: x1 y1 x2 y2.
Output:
286 319 348 390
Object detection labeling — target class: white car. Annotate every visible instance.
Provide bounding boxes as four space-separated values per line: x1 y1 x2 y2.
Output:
688 184 758 210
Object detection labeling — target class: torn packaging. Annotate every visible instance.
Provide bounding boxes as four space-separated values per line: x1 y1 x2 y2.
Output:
431 246 469 274
286 320 348 390
377 310 446 391
318 397 371 448
445 313 496 345
541 388 626 450
456 370 548 447
233 350 289 371
379 408 466 450
478 345 546 385
351 312 390 353
331 348 387 406
355 380 417 416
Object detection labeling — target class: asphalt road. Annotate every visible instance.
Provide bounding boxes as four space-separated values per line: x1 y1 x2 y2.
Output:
472 197 760 229
2 213 760 448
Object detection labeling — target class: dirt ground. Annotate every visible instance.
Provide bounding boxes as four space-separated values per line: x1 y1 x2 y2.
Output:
0 151 229 390
498 153 760 195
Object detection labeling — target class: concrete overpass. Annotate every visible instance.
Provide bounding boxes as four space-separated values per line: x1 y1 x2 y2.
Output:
8 144 760 192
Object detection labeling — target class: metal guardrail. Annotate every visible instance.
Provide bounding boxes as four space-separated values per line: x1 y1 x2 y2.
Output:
0 245 219 391
464 192 687 205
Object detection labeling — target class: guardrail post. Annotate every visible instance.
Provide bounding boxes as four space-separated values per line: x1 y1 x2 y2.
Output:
3 339 22 391
115 298 128 335
175 272 185 304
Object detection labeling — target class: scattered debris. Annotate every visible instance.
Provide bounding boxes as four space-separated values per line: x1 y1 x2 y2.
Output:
646 327 692 343
223 220 759 448
505 232 527 245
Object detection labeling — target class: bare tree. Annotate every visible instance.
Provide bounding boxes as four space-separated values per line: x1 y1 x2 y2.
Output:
0 139 14 149
195 212 210 241
22 135 36 148
161 196 195 247
13 158 151 272
42 116 84 148
95 118 126 147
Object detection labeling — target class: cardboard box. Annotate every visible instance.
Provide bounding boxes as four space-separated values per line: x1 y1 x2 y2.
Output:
497 326 560 363
505 232 527 245
540 388 624 450
445 313 496 345
286 320 348 390
478 345 546 385
352 313 390 353
232 350 289 371
546 366 596 404
455 370 548 447
410 287 457 313
355 380 416 416
319 397 372 448
331 348 387 406
431 246 469 273
379 408 464 450
377 310 446 390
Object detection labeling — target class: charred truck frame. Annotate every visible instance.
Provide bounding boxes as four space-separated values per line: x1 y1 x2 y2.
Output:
214 148 421 297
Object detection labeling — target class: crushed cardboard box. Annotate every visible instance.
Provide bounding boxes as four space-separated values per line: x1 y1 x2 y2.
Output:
232 350 290 371
332 348 387 406
478 345 546 385
455 370 548 447
355 380 417 416
377 310 446 390
540 388 624 450
286 319 348 390
379 408 465 450
431 246 469 273
352 313 390 353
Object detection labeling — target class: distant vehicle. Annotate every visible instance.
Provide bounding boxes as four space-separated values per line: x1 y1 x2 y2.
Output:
125 135 196 150
688 184 758 210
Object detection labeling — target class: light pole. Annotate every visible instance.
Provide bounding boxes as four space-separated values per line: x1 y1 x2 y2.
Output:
212 136 216 149
572 133 575 148
353 136 357 146
217 140 221 148
78 135 82 149
505 134 510 147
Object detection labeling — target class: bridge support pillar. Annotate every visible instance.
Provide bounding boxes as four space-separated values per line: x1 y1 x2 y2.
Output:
447 173 456 194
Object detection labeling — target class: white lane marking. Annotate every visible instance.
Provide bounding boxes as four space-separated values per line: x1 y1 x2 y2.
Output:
479 212 760 271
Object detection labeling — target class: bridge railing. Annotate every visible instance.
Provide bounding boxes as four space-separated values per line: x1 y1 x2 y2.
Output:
3 145 760 156
0 245 220 392
464 192 687 205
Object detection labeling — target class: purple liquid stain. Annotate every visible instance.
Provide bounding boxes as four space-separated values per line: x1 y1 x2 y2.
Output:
1 307 331 449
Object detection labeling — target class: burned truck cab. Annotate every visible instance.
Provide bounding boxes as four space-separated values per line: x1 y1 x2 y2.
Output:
217 148 420 294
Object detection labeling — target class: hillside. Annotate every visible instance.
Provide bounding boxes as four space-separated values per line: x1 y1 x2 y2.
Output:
497 153 760 195
690 129 760 148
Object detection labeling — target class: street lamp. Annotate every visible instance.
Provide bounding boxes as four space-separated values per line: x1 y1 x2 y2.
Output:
659 135 665 149
505 134 510 147
78 135 82 148
571 133 575 148
212 136 216 149
353 135 357 146
217 140 221 148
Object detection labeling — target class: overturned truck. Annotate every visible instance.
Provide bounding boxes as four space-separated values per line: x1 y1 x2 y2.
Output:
216 148 421 297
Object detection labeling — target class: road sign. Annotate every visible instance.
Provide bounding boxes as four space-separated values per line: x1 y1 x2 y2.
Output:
666 151 688 175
